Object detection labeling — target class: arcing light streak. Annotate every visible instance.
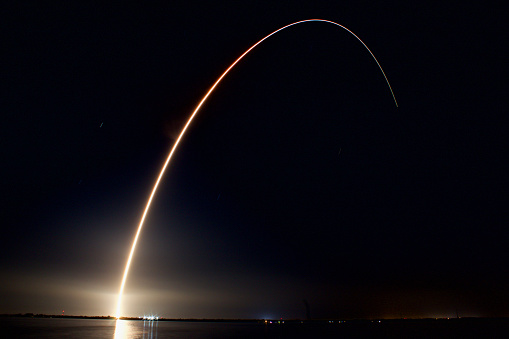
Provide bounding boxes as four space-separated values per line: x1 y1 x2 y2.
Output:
114 19 398 318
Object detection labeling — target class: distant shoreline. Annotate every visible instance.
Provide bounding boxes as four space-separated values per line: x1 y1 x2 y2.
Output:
2 313 509 324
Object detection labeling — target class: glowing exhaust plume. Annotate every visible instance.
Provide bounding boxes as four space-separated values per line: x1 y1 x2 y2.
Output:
114 18 398 318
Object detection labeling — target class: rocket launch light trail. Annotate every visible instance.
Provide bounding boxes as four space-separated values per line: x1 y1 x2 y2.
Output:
114 19 398 318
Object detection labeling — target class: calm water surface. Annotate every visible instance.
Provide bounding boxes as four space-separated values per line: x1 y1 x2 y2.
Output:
2 317 508 338
2 318 295 338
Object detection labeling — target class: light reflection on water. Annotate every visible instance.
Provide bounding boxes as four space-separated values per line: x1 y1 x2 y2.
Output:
114 319 158 339
1 316 505 338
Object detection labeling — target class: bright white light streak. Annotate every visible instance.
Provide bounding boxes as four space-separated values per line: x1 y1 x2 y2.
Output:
114 18 398 318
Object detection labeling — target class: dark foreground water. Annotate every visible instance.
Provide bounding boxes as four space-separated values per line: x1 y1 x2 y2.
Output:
2 317 509 338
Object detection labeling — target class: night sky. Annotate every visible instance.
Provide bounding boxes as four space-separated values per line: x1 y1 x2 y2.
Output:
1 2 507 319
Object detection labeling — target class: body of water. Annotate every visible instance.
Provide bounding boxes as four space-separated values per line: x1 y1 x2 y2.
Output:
2 317 508 338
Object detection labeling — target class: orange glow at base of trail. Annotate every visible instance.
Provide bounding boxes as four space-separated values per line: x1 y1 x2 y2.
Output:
114 18 398 318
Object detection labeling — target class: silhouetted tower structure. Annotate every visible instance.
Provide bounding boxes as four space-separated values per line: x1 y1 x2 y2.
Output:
303 300 311 320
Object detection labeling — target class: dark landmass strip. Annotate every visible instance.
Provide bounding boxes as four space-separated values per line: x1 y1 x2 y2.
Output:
2 313 509 324
0 314 116 320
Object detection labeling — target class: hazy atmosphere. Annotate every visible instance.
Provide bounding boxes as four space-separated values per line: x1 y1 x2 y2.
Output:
1 2 506 319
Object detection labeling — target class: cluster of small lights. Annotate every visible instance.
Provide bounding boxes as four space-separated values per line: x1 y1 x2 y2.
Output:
142 315 159 321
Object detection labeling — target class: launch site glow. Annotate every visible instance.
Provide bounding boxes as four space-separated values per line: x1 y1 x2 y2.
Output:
114 19 398 318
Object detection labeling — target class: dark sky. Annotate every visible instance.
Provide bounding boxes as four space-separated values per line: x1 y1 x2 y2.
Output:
1 2 507 319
